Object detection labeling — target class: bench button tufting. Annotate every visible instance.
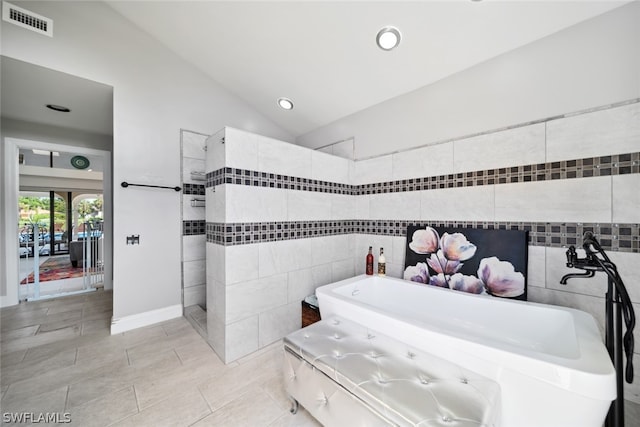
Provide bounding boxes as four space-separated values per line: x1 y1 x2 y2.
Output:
442 416 452 423
461 378 468 384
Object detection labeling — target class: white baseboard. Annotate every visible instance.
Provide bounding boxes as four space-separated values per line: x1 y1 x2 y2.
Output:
0 295 19 308
110 304 183 334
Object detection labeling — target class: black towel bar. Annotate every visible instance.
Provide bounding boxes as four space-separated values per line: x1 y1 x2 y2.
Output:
121 182 181 192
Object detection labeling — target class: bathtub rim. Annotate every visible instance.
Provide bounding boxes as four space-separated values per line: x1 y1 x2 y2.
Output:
316 274 616 402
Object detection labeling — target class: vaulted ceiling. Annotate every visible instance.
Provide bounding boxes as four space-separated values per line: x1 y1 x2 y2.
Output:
107 1 629 138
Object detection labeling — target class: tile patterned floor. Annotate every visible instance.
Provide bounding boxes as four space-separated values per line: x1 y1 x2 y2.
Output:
2 290 639 426
0 290 319 426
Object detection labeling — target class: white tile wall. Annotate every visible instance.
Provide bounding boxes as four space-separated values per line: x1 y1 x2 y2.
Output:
331 194 355 220
205 308 225 360
287 268 315 304
205 185 225 223
182 130 208 311
225 274 288 323
206 128 226 173
182 195 205 221
287 190 332 221
226 186 287 223
453 123 545 173
310 235 353 267
311 150 350 183
331 259 355 282
392 142 454 181
355 195 370 220
183 260 205 288
612 174 640 223
183 285 205 308
527 246 546 288
225 244 259 285
370 192 421 220
494 177 612 222
311 264 333 292
205 102 640 363
225 316 259 362
390 236 407 266
206 242 225 284
183 131 208 159
258 135 312 178
183 235 206 262
258 239 312 278
420 186 495 221
258 302 300 347
331 139 355 160
207 274 226 323
182 158 206 184
354 155 393 185
546 103 640 162
224 127 258 171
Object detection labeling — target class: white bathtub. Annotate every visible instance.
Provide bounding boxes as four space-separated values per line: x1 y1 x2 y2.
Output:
316 275 615 427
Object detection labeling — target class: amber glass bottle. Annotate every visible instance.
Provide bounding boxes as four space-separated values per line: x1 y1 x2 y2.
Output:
366 246 374 275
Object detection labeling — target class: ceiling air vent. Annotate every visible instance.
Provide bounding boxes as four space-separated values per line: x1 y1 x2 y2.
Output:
2 1 53 37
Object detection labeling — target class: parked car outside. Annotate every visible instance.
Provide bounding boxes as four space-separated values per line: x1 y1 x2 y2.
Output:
39 246 51 256
43 232 64 244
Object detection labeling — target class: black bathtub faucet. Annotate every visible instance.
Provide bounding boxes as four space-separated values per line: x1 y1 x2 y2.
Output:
560 232 635 427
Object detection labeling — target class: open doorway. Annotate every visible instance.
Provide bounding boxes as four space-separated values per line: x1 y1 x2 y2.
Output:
1 56 113 306
18 188 106 300
11 141 110 301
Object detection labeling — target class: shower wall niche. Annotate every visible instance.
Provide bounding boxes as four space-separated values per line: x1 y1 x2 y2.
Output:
181 130 207 310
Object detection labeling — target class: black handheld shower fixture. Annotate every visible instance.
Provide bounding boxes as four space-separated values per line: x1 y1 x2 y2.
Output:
560 232 635 427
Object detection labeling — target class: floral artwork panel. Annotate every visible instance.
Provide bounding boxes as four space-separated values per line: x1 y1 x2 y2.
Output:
404 225 528 300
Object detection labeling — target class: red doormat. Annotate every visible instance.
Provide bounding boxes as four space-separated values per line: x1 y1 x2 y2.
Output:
20 257 84 284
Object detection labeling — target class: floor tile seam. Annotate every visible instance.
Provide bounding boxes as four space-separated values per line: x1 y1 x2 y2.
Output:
188 388 216 426
0 351 78 385
205 385 284 424
260 381 290 413
67 384 135 412
121 384 211 424
105 384 142 426
124 334 204 360
134 376 209 412
133 360 225 396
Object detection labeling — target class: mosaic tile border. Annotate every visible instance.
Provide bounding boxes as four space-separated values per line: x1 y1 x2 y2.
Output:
206 168 352 194
183 183 205 196
206 220 639 253
205 152 640 195
183 220 206 236
206 220 354 245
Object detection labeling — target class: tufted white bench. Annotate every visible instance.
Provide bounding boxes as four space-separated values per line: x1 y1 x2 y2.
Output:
283 317 501 427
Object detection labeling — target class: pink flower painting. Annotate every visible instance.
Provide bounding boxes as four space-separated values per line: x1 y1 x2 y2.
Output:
404 225 527 299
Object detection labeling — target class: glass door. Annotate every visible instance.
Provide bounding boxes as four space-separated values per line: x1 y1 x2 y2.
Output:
18 191 102 301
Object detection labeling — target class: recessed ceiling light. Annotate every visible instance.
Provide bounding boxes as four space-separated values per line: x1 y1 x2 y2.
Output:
46 104 71 112
277 97 294 110
376 26 401 51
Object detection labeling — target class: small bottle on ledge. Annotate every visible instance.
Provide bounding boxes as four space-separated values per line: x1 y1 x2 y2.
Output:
366 246 374 275
378 247 386 276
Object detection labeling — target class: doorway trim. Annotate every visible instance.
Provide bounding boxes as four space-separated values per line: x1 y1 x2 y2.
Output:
2 137 112 307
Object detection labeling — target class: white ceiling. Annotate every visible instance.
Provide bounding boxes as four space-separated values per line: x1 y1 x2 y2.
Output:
107 0 629 138
1 56 114 136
